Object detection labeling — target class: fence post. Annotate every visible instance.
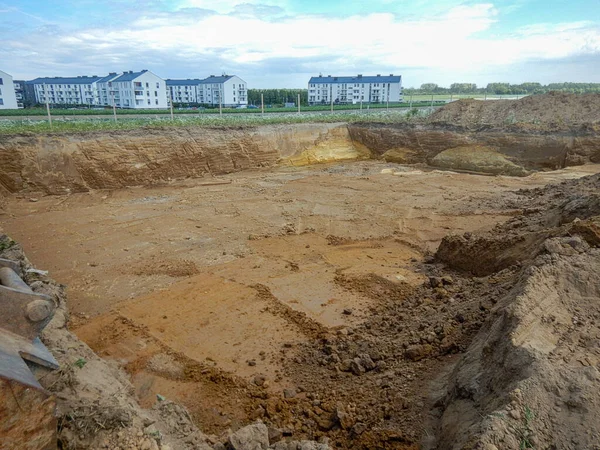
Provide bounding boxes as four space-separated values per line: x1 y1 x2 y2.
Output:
430 94 434 108
44 84 52 129
169 91 174 121
409 94 413 109
261 93 264 116
330 88 333 113
111 92 117 123
298 93 300 114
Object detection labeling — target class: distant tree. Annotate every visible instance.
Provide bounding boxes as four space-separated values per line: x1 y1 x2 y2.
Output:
248 89 308 106
449 83 477 93
420 83 438 92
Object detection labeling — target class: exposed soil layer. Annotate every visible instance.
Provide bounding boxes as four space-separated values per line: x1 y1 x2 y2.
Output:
2 161 599 449
2 93 600 197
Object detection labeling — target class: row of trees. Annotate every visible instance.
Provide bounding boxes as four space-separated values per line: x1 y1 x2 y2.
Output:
247 89 308 106
406 82 600 95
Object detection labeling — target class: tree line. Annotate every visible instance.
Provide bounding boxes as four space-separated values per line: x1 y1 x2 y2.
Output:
406 82 600 95
247 89 309 106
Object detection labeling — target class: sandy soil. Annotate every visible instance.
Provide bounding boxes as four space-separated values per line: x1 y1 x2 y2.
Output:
2 161 600 448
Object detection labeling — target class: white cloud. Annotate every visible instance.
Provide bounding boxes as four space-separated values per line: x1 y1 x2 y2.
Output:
1 2 599 86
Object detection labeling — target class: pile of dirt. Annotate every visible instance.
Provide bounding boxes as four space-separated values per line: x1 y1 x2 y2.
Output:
427 173 600 448
428 92 600 130
430 245 600 449
436 173 600 275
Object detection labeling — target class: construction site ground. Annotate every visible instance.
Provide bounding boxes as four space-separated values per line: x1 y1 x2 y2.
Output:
2 160 599 448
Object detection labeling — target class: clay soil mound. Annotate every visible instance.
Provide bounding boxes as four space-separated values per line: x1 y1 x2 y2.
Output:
429 92 600 130
429 172 600 449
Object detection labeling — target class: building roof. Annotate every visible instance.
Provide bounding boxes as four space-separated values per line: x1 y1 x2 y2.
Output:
198 75 234 84
27 76 103 85
309 75 401 84
166 79 204 86
110 70 149 82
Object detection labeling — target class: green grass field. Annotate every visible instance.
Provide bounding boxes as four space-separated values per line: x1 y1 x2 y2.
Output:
0 109 434 135
0 101 440 117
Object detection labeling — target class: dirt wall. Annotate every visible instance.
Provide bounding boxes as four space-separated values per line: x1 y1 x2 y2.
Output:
0 123 367 195
1 121 599 195
348 123 600 174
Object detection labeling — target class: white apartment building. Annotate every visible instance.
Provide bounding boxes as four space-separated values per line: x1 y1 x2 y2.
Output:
98 70 168 109
29 70 168 109
308 74 402 105
0 70 19 109
197 75 247 107
166 79 203 104
30 75 102 106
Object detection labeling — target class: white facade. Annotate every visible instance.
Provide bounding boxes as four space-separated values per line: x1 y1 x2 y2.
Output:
166 75 248 107
99 70 168 109
32 76 100 106
197 75 247 107
308 74 402 105
166 79 203 104
29 70 168 109
0 70 19 109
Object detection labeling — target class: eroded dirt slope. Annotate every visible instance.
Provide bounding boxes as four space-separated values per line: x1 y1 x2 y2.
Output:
430 173 600 449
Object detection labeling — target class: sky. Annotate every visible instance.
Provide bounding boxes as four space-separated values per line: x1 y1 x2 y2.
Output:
1 0 599 88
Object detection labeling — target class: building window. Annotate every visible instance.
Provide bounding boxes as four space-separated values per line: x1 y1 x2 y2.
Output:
146 82 149 88
147 99 150 105
155 99 158 105
154 91 158 97
156 82 159 89
0 99 3 105
0 78 3 85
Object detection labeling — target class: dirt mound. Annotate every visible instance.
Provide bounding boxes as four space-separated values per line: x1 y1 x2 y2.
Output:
429 92 600 130
430 240 600 449
430 145 530 176
437 173 600 275
428 172 600 448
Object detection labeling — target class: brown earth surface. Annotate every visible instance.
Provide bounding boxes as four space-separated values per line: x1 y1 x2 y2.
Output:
2 158 600 449
428 91 600 130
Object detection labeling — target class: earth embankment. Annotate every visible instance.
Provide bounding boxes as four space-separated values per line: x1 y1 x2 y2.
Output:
1 121 600 195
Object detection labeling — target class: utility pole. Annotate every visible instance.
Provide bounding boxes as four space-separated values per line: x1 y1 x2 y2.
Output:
261 93 264 116
44 84 52 129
